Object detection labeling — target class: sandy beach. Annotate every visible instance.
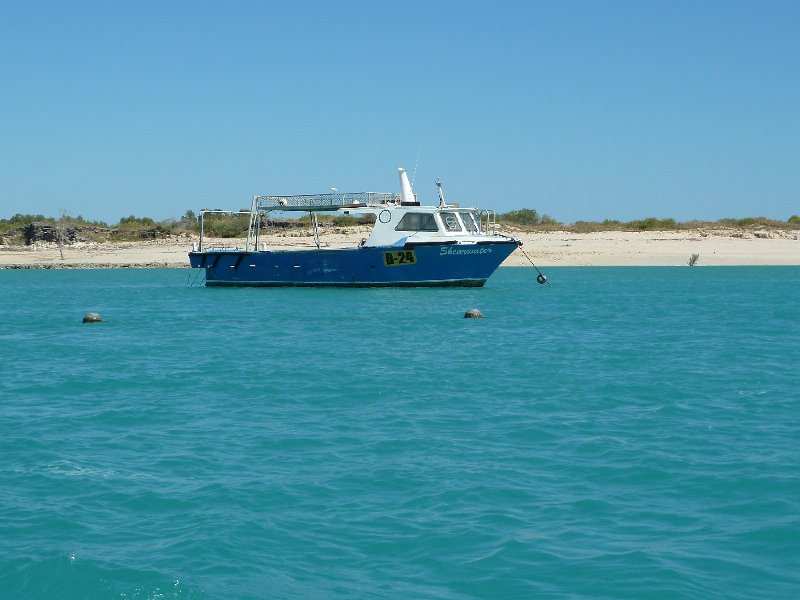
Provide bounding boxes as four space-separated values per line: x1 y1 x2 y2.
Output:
1 227 798 269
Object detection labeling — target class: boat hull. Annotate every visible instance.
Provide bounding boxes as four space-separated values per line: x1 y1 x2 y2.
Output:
189 241 519 287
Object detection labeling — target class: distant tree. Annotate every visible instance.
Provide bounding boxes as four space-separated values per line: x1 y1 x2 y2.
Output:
180 210 200 232
539 214 560 225
499 208 541 226
719 216 772 228
117 215 156 228
200 211 250 237
9 213 48 225
626 217 679 231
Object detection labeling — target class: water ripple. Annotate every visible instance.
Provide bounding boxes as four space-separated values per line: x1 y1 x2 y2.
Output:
1 267 799 598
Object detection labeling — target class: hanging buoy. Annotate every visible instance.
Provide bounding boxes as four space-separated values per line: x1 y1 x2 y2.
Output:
464 308 484 319
519 247 551 287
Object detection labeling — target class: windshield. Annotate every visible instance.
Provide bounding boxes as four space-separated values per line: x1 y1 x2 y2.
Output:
459 211 480 233
440 211 463 232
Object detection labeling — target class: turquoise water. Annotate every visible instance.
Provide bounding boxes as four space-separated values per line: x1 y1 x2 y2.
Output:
1 266 798 599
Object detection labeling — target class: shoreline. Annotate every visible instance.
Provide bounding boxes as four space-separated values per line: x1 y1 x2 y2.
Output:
1 228 798 269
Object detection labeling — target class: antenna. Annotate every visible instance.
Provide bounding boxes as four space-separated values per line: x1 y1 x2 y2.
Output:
436 177 447 207
412 140 423 187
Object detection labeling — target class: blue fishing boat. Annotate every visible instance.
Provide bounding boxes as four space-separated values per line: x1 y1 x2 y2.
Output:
188 168 521 287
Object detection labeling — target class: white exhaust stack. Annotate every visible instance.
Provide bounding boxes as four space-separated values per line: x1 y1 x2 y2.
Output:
398 167 415 204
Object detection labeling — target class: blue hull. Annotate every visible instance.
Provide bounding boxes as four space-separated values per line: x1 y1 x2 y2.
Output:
189 241 519 287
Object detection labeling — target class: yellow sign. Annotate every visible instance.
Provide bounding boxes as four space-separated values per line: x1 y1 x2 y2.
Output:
383 250 417 266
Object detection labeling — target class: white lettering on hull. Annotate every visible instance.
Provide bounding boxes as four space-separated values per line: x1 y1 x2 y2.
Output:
439 246 493 256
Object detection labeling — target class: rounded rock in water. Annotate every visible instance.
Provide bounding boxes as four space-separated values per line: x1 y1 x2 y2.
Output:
464 308 484 319
82 312 103 323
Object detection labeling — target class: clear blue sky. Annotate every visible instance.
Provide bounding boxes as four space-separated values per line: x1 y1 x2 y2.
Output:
1 0 798 224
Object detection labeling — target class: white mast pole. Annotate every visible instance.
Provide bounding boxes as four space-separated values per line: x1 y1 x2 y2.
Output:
398 167 415 205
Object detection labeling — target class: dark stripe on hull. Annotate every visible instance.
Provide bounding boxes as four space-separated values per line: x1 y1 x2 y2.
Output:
204 279 487 288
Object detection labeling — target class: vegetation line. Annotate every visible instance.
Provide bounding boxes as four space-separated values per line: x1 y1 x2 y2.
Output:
1 209 799 244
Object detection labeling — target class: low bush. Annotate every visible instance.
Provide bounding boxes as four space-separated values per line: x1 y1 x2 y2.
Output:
198 212 251 238
499 208 541 226
626 217 680 231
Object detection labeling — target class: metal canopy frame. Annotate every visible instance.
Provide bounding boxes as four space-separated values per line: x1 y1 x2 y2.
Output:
252 192 401 213
245 192 402 251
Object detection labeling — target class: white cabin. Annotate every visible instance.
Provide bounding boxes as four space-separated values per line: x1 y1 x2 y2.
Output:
342 168 499 247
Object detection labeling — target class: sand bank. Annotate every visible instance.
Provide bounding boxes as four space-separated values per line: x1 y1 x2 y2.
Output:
1 228 797 269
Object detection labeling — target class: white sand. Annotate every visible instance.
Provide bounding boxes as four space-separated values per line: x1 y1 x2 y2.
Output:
1 227 798 268
508 229 799 266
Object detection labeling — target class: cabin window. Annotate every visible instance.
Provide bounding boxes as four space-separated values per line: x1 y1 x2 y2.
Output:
395 212 438 232
459 211 479 233
440 211 463 232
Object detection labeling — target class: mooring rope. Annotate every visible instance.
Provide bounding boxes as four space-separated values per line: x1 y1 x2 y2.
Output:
187 268 205 287
520 248 551 286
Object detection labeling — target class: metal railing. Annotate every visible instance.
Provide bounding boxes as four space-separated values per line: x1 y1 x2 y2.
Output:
253 192 401 212
480 209 497 234
197 209 250 252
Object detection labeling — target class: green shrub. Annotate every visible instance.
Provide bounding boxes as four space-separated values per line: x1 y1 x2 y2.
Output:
331 214 376 227
626 217 680 231
569 221 600 233
719 216 778 228
499 208 541 226
201 213 250 237
116 215 156 229
60 214 108 227
179 210 200 232
0 213 50 234
298 213 376 227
